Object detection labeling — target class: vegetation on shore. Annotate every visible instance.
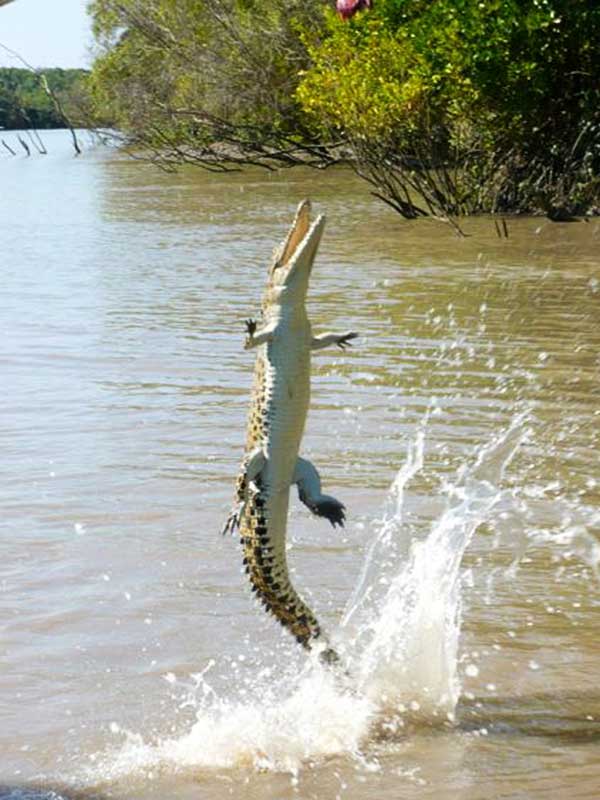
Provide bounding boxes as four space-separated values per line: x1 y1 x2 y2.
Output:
87 0 331 167
299 0 600 221
0 67 89 129
6 1 600 222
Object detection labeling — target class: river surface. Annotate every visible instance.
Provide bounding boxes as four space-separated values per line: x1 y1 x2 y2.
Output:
1 129 599 800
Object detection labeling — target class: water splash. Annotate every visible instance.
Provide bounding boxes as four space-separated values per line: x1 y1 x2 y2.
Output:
84 414 528 782
342 413 528 716
94 667 373 780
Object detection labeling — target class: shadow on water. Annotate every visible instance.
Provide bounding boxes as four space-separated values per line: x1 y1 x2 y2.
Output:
373 691 600 745
456 691 600 743
0 788 113 800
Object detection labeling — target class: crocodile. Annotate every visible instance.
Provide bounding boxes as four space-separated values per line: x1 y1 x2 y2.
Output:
222 200 357 663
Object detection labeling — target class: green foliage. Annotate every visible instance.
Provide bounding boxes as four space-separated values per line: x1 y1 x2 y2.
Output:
86 0 599 217
297 0 600 216
0 68 89 129
300 0 598 137
87 0 328 155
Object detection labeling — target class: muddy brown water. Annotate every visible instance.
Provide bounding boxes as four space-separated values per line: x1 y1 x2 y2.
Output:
1 130 599 799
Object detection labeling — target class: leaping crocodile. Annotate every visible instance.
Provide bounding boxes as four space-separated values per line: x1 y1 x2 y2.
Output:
222 200 357 663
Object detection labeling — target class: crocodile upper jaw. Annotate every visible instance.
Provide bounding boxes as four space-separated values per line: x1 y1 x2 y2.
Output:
268 200 326 305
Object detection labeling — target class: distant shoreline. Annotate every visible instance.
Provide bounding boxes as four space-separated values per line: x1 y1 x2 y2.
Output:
0 67 89 131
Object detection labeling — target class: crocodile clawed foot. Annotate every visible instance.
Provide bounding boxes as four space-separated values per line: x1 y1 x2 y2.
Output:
243 318 257 349
311 496 346 528
337 332 358 350
319 646 341 665
221 505 242 536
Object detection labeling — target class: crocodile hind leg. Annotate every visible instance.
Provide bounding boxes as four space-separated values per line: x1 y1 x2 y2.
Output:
221 448 266 535
291 456 346 665
292 456 346 528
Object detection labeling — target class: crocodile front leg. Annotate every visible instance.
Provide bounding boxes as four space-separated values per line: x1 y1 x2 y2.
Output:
311 331 358 350
244 318 277 350
293 456 346 527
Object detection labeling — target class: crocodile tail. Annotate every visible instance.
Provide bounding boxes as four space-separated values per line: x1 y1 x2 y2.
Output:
240 494 339 663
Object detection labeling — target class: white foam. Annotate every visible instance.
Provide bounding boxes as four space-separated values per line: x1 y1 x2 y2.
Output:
91 666 374 779
343 413 527 715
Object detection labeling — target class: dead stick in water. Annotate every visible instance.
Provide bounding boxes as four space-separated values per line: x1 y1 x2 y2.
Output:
39 73 81 155
2 139 16 155
0 39 82 156
17 135 30 156
25 127 47 155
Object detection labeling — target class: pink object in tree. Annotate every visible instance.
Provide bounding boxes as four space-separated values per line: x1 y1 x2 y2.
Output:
336 0 372 21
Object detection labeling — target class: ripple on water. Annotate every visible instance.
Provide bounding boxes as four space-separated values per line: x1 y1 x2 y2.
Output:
1 134 599 798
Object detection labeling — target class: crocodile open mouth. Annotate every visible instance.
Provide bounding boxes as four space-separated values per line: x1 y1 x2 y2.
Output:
270 200 326 289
